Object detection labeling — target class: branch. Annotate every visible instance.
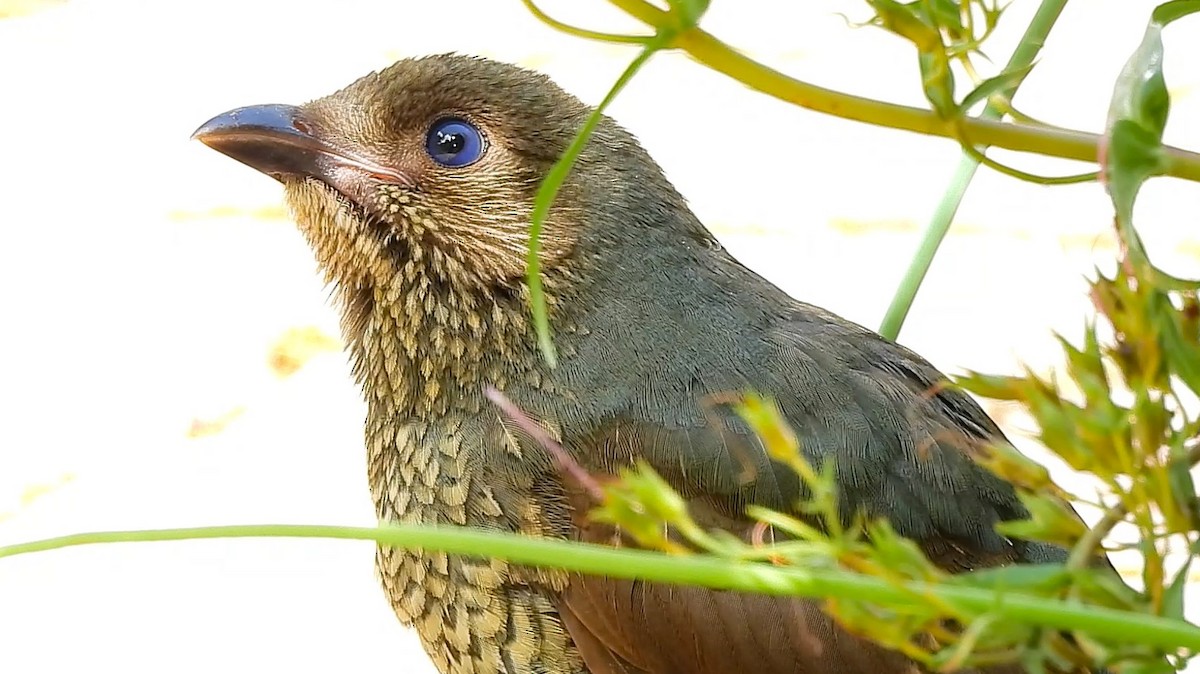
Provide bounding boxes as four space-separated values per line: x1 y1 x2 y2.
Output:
603 0 1200 183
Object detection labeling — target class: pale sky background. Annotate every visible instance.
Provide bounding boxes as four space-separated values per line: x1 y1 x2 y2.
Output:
1 1 1199 672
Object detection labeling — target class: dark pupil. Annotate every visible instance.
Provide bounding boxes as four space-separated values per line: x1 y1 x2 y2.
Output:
436 130 465 155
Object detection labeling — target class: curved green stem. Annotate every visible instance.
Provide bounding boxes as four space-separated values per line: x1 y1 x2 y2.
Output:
522 0 653 45
603 0 1200 183
2 522 1199 651
527 35 670 366
960 139 1096 184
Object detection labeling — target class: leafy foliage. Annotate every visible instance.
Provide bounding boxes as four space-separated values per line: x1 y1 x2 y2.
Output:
518 1 1200 671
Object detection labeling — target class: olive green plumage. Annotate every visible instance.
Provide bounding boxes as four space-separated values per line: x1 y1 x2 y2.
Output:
195 54 1091 674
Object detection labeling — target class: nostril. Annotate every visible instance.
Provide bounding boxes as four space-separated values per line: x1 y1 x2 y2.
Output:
293 118 312 134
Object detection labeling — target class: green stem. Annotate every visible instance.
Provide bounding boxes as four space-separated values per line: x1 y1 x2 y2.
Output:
602 0 1200 182
527 35 669 367
878 0 1071 339
2 523 1198 651
521 0 653 45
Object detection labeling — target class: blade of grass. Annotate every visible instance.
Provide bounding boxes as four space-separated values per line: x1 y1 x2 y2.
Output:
527 33 671 367
2 522 1199 652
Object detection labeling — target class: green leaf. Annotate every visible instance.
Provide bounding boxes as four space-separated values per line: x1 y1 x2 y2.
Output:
864 0 957 116
1058 326 1111 401
1073 565 1144 610
732 393 802 463
957 62 1036 115
974 440 1056 493
1105 118 1168 230
1152 0 1200 26
865 519 944 581
910 0 965 32
1163 558 1192 620
955 371 1029 401
1130 389 1168 460
1166 444 1200 531
1106 17 1171 140
918 46 957 117
996 492 1088 549
1152 292 1200 392
1103 2 1200 290
591 461 693 552
866 0 940 46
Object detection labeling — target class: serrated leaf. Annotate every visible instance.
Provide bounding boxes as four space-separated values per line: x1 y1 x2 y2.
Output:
910 0 964 30
996 492 1087 549
865 0 956 117
1059 328 1112 402
1029 393 1099 472
975 440 1056 492
955 371 1029 401
1131 390 1169 459
1166 445 1200 531
1153 294 1200 392
733 393 802 464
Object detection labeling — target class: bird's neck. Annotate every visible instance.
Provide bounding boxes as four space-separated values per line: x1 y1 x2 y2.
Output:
334 263 568 422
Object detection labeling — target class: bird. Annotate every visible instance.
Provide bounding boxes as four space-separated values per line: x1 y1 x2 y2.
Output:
193 54 1096 674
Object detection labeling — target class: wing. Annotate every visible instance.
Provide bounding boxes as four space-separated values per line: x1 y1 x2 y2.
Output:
542 301 1076 674
556 301 1065 568
551 446 1028 674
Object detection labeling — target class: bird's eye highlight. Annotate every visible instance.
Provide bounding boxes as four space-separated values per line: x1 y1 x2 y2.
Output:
425 118 485 167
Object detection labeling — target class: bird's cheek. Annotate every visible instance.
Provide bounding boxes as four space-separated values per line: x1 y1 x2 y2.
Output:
283 179 357 235
282 180 400 284
321 162 387 212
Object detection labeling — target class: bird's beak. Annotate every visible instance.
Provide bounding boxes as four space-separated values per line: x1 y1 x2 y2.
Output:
192 104 407 186
192 104 329 182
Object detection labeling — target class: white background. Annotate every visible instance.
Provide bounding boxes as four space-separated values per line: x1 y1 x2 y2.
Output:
0 1 1198 672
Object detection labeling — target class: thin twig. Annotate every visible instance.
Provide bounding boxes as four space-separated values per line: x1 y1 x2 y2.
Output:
1067 502 1128 571
522 0 653 45
484 385 605 501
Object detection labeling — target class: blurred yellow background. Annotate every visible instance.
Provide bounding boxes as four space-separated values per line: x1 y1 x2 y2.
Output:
1 1 1198 672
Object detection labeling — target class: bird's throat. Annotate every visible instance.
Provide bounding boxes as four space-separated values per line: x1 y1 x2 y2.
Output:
341 277 544 420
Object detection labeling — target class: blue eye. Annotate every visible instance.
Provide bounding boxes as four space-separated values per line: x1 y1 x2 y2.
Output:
425 118 485 167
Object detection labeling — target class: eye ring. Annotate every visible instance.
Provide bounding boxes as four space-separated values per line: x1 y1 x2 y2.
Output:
425 118 486 167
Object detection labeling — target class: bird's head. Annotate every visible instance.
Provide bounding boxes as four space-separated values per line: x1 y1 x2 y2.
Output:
193 54 673 293
194 54 705 412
